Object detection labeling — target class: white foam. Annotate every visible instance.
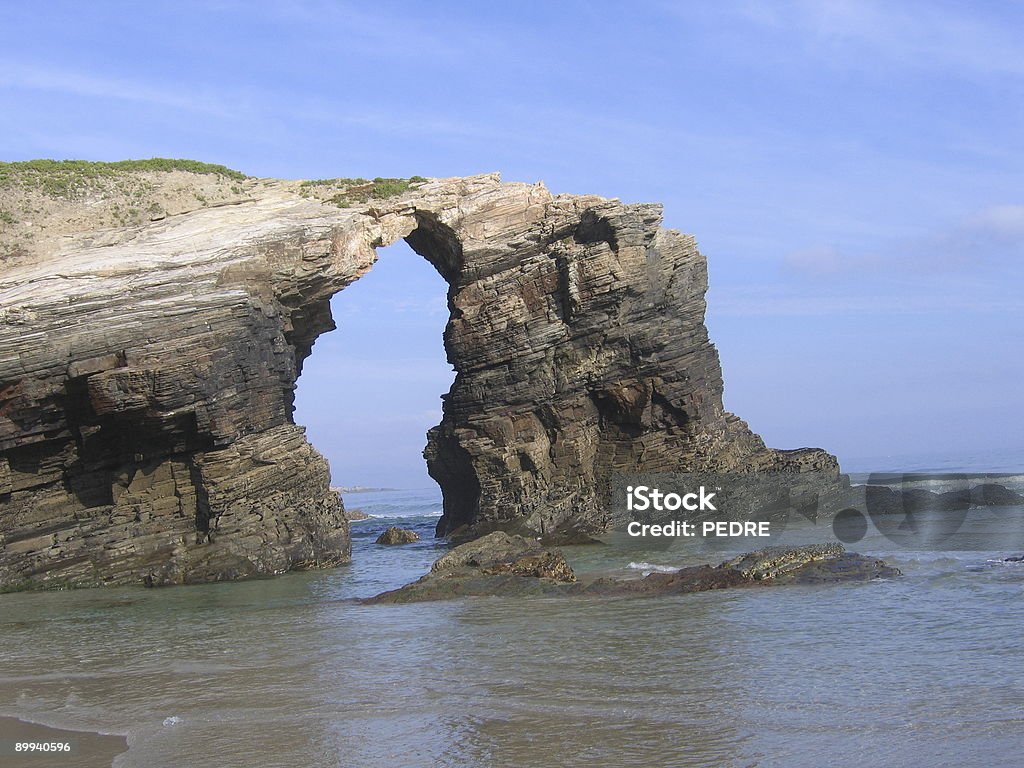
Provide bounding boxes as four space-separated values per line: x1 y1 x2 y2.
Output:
360 507 443 519
162 716 182 727
627 562 680 574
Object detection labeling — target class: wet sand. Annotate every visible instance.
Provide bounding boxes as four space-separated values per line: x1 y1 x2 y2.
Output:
0 716 126 768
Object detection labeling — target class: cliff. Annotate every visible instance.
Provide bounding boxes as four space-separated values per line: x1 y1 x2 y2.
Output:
0 161 836 589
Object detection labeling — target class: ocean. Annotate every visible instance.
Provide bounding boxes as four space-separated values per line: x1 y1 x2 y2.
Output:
2 456 1024 767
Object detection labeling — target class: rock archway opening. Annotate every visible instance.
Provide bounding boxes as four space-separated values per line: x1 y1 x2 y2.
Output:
292 238 456 503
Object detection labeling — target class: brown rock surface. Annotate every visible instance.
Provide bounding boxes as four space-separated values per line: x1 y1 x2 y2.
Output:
375 527 420 545
0 164 836 589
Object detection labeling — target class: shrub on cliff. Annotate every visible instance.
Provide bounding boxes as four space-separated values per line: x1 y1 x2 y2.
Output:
0 158 248 198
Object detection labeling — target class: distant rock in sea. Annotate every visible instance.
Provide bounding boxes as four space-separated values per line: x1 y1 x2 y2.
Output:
375 527 420 545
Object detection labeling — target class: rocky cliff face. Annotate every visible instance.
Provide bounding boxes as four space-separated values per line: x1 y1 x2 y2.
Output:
0 165 836 589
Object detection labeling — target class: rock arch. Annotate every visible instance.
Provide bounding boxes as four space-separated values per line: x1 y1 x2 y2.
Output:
0 173 836 588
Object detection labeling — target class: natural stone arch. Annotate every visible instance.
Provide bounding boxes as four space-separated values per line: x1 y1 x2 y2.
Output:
0 172 836 589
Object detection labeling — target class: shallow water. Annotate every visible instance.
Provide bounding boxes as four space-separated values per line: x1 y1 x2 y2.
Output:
3 471 1024 767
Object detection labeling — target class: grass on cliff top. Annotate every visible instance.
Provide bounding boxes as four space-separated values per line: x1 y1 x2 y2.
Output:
300 175 428 207
0 158 249 198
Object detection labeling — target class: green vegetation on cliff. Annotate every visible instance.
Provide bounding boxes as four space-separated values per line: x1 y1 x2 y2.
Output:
300 175 428 207
0 158 249 199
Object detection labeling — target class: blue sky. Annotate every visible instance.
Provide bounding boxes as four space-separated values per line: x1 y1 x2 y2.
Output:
2 1 1021 484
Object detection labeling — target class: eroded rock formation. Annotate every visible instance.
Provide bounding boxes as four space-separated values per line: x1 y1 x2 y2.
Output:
0 166 836 589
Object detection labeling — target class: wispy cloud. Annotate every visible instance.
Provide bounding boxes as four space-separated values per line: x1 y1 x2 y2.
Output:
783 202 1024 278
722 0 1024 79
712 283 1023 317
783 245 882 276
0 61 240 117
961 204 1024 239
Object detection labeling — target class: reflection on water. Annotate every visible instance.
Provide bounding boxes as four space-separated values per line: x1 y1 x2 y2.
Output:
2 483 1024 767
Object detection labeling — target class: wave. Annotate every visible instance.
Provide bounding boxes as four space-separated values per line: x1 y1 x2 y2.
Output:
985 557 1024 566
627 561 680 574
848 473 1024 493
363 507 442 518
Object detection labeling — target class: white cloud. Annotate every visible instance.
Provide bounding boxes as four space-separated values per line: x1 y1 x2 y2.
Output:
671 0 1024 80
781 202 1024 280
0 61 240 117
0 59 510 149
965 204 1024 238
798 0 1024 78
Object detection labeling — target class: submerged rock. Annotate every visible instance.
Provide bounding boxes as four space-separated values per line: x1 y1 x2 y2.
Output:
431 531 575 581
538 523 606 547
366 532 576 603
976 484 1024 506
484 551 576 581
723 543 845 580
364 534 899 603
863 483 1024 514
375 527 420 545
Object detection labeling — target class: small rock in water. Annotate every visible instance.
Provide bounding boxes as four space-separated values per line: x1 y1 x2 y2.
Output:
430 531 540 573
482 551 576 582
723 543 845 580
376 527 420 545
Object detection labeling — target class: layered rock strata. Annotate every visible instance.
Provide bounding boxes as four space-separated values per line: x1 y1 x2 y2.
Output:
0 167 835 589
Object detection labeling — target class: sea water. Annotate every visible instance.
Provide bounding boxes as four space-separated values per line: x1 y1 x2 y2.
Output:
2 456 1024 767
